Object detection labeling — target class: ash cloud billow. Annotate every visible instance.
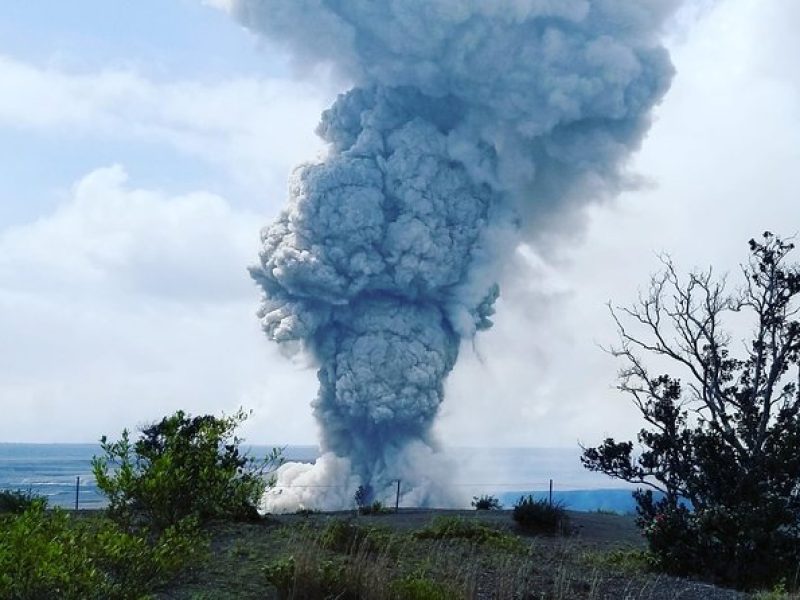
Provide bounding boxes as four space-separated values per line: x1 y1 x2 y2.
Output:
232 0 679 511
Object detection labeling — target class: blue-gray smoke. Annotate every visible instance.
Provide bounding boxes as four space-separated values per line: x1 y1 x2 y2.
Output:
233 0 679 510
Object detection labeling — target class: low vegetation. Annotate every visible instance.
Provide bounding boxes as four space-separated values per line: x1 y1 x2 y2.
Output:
8 378 798 597
1 408 283 599
152 511 751 599
0 502 203 599
471 494 502 510
0 489 45 514
413 515 526 554
512 495 570 535
584 548 656 574
262 516 520 599
0 487 757 599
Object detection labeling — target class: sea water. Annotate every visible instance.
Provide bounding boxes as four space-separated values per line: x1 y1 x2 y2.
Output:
0 444 320 510
0 444 638 512
0 443 105 509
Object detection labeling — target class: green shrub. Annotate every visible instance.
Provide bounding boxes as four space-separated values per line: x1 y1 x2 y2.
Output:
264 554 349 600
0 503 204 600
92 408 282 530
0 489 46 514
634 492 800 588
414 516 525 553
319 519 363 552
319 518 394 554
512 496 569 535
753 583 792 600
389 573 455 600
585 548 655 573
263 555 296 598
471 494 502 510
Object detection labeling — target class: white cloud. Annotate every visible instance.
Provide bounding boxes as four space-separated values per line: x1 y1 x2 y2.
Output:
0 55 329 202
0 166 317 442
0 165 259 302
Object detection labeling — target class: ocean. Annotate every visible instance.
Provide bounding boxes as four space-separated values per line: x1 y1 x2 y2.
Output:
0 444 639 513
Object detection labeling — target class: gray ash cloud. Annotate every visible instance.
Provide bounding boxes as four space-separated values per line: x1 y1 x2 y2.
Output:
235 0 679 509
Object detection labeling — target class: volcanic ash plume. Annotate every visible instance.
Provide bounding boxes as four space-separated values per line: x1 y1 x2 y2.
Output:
234 0 679 511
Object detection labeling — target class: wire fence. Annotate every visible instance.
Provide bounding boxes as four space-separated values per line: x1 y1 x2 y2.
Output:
264 478 560 513
64 477 561 510
57 477 637 513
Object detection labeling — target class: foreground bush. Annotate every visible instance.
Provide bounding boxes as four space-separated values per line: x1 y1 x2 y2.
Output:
0 489 45 514
512 496 569 535
634 493 800 588
471 494 502 510
0 504 203 600
93 408 282 530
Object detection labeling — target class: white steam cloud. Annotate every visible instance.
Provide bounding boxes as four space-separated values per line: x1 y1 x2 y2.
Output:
231 0 679 511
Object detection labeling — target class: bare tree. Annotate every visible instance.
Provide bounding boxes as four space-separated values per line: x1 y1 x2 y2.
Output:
581 232 800 587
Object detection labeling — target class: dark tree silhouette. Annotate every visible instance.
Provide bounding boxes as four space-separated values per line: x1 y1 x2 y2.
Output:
582 232 800 588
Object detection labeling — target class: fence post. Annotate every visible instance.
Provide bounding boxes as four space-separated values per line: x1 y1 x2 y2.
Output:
75 476 80 511
395 479 401 513
549 478 553 507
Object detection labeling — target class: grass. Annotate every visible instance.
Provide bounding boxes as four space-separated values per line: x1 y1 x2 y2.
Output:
583 547 655 574
412 515 527 554
149 510 749 599
753 584 800 600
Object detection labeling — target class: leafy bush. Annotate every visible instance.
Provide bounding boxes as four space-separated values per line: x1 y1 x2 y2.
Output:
471 494 502 510
512 496 569 535
263 555 297 598
0 503 204 600
634 490 800 587
92 408 282 530
0 489 46 514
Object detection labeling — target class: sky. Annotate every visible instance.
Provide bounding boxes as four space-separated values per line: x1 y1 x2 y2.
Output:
0 0 798 447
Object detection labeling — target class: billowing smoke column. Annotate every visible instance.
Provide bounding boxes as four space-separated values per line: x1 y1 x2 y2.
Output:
233 0 679 511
